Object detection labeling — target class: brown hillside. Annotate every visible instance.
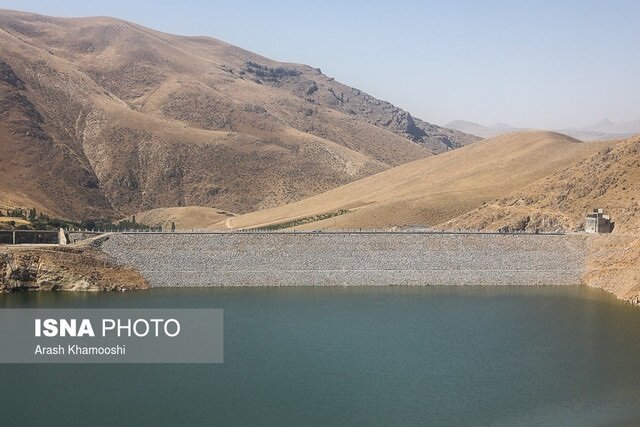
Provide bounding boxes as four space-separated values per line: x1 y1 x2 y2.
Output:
217 131 610 230
128 206 233 230
444 135 640 233
0 9 477 220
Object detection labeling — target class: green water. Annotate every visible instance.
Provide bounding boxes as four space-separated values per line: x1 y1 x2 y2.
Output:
1 286 640 426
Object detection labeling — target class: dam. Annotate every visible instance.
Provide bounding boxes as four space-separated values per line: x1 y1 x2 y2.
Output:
98 232 587 287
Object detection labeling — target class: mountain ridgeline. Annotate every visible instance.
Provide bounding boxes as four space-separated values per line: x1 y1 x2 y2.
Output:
0 9 477 220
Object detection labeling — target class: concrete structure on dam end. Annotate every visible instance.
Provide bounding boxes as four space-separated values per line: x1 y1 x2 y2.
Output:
98 232 588 287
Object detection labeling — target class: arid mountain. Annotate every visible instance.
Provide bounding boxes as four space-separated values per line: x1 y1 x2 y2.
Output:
559 129 636 142
214 131 611 230
444 120 522 139
444 135 640 233
582 118 640 135
559 119 640 142
447 119 640 142
0 9 478 220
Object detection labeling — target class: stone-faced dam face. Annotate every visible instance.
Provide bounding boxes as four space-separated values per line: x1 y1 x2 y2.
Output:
98 232 588 287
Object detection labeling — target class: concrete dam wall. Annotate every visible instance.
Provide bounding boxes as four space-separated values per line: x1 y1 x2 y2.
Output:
99 232 588 287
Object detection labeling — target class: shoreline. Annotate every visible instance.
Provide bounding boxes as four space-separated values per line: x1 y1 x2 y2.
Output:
0 245 148 293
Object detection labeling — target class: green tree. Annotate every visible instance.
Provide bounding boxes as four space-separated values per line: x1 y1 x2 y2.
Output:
9 208 24 218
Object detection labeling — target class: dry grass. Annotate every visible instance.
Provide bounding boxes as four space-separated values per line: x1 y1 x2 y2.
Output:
216 131 611 230
445 135 640 233
128 206 234 230
0 9 476 220
0 216 29 225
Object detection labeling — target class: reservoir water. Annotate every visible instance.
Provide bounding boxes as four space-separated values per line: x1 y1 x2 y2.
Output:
1 286 640 426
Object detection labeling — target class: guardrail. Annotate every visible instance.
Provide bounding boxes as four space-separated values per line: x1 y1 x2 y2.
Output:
0 230 59 244
115 229 567 236
1 228 568 244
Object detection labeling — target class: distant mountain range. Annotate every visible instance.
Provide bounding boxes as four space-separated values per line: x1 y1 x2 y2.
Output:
443 121 522 139
445 119 640 141
562 119 640 141
580 118 640 134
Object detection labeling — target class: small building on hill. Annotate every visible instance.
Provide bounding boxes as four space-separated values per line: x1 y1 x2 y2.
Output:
585 209 613 233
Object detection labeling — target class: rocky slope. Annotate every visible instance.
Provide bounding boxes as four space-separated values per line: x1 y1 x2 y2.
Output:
0 9 477 220
443 135 640 233
583 235 640 306
0 245 148 292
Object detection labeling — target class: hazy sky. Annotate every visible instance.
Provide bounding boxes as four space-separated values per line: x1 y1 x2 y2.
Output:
1 0 639 129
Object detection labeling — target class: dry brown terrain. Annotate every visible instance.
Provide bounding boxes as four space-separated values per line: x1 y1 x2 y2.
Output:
217 131 611 230
128 206 233 230
583 235 640 306
0 9 477 221
0 216 29 230
445 135 640 233
0 245 148 292
436 134 640 306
